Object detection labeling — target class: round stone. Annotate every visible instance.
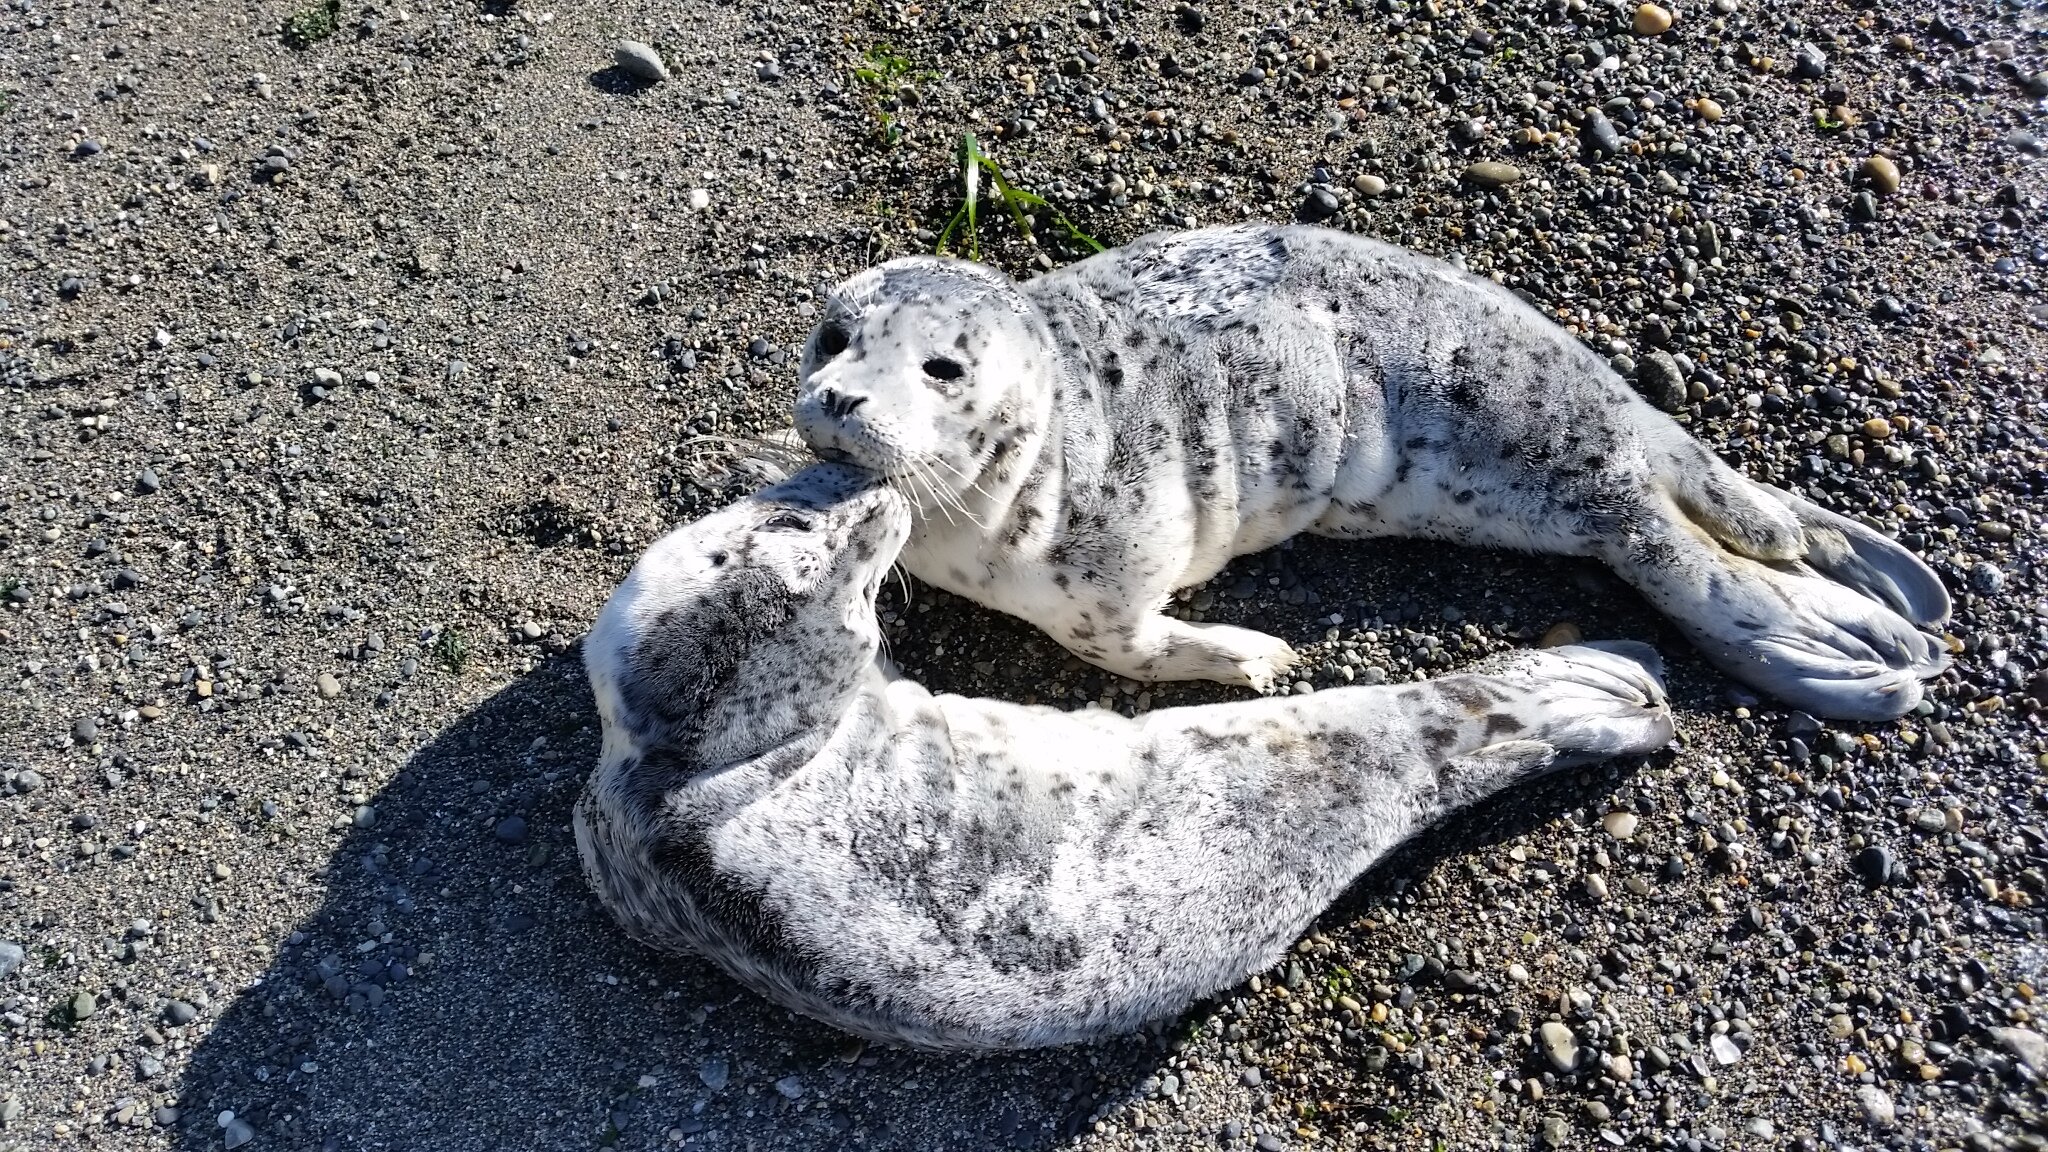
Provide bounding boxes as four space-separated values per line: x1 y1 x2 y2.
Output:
614 41 670 83
1352 174 1388 197
1539 1021 1579 1073
1860 155 1901 195
1603 811 1639 839
1633 4 1674 35
1695 98 1724 122
1461 161 1523 188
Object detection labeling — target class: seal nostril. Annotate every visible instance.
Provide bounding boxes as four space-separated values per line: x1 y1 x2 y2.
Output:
841 394 868 416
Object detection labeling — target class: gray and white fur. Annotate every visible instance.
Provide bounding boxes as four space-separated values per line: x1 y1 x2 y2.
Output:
576 463 1674 1051
793 225 1950 721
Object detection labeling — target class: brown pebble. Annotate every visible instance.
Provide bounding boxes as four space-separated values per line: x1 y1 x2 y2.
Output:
1633 3 1674 36
1461 161 1523 188
1860 154 1902 195
1541 622 1584 647
1861 418 1894 441
1694 98 1724 122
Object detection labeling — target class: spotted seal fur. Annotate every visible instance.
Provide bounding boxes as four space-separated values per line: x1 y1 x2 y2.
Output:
793 225 1950 721
575 462 1673 1051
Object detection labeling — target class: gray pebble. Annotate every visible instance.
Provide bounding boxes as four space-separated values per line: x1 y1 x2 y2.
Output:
164 999 198 1026
1539 1021 1579 1073
0 942 21 980
615 41 670 83
698 1057 729 1090
1635 351 1687 413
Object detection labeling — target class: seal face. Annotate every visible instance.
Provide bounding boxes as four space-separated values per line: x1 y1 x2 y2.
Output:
577 462 1675 1051
795 224 1951 721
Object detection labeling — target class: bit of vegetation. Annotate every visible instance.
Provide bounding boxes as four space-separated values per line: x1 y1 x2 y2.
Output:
433 626 470 674
851 45 934 148
282 0 342 50
935 132 1104 261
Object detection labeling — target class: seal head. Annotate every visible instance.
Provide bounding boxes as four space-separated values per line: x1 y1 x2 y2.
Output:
794 256 1050 505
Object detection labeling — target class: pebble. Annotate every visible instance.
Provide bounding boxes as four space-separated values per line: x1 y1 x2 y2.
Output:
73 716 98 744
223 1116 256 1149
1583 112 1623 158
689 188 712 211
1694 97 1723 122
164 999 198 1026
698 1058 729 1090
1855 1085 1895 1127
136 467 161 494
1793 41 1828 79
1853 845 1896 885
1352 174 1387 197
1540 622 1583 647
1633 4 1673 35
71 991 97 1021
1991 1027 2048 1075
1860 155 1901 195
494 816 528 844
1602 811 1638 839
1635 351 1687 413
614 41 670 83
773 1075 804 1099
1461 161 1522 188
1709 1034 1742 1064
0 942 21 980
317 672 342 698
1539 1021 1579 1073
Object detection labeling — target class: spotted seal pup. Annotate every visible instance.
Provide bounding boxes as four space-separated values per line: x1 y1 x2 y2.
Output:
792 225 1950 721
575 462 1673 1050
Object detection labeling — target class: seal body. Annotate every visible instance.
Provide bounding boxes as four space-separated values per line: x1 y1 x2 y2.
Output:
793 225 1950 720
575 464 1673 1051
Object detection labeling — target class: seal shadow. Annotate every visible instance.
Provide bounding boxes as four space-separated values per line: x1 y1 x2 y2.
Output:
173 539 1668 1152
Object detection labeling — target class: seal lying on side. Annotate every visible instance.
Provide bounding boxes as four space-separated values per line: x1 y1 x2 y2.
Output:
575 463 1673 1051
793 225 1950 721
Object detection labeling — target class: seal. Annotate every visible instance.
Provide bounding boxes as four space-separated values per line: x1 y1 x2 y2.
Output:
575 462 1674 1051
792 225 1951 721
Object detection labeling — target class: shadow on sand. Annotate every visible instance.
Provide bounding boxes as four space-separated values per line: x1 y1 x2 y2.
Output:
174 540 1674 1152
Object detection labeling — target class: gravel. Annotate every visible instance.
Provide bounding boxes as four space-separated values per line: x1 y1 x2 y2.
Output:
1 0 2043 1150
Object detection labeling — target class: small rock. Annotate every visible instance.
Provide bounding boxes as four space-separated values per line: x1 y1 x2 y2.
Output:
1694 97 1724 122
316 672 342 698
1352 174 1387 197
1602 811 1638 839
136 467 161 494
1241 1067 1263 1087
1461 161 1522 188
1860 155 1901 195
1860 418 1893 441
615 41 670 83
1793 42 1828 79
698 1058 729 1090
71 990 98 1021
1990 1027 2048 1075
1632 4 1673 35
1856 1085 1895 1127
163 1000 198 1026
223 1117 256 1149
1635 351 1687 413
72 716 99 744
774 1075 804 1099
1709 1033 1741 1064
1541 622 1583 647
1539 1021 1579 1073
495 816 528 844
1853 845 1895 885
0 942 22 980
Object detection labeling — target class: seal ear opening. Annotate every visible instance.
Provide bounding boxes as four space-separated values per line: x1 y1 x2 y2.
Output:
618 566 792 740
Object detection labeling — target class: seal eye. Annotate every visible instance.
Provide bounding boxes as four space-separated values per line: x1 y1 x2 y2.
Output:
815 325 849 358
707 550 729 567
762 512 813 533
922 357 964 381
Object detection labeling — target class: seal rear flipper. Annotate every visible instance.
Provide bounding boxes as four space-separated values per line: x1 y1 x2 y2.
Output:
1765 484 1952 627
